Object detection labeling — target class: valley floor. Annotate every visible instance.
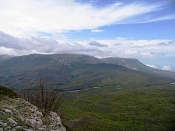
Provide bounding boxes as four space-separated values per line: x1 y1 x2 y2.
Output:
62 84 175 131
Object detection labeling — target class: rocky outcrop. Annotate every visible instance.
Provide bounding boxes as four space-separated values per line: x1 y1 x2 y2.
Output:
0 97 66 131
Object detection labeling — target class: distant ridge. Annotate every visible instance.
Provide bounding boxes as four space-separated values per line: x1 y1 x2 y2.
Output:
100 57 175 79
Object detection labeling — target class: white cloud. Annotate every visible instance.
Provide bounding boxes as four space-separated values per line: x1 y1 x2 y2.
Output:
140 52 155 57
162 65 171 71
0 0 168 37
146 64 158 69
140 14 175 23
0 32 175 61
91 29 104 33
0 31 104 56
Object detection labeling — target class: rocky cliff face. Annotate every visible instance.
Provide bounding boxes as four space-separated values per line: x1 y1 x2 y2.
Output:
0 97 66 131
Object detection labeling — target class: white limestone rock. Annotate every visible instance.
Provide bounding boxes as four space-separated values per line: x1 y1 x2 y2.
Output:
8 118 17 126
0 98 66 131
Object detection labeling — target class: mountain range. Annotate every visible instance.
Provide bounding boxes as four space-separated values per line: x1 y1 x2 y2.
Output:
0 53 174 90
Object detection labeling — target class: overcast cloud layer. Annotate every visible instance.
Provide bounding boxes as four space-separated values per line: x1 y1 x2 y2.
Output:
0 31 174 61
0 0 175 71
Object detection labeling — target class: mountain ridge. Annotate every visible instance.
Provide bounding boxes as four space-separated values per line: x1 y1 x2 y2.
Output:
1 53 174 78
0 53 174 90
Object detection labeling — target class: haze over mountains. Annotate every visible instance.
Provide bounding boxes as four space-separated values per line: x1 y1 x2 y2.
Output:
0 55 13 62
0 54 174 90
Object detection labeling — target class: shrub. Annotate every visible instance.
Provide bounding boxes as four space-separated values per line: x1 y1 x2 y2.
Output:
22 75 62 113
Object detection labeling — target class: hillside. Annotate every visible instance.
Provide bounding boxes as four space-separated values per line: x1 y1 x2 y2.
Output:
0 54 174 90
0 85 66 131
0 85 21 99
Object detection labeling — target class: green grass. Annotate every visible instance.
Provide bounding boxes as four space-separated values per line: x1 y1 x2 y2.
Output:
0 85 21 99
62 85 175 131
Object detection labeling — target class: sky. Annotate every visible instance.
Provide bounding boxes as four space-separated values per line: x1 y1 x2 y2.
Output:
0 0 175 71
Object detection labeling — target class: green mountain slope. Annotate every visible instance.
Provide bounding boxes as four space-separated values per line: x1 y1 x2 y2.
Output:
0 54 173 90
